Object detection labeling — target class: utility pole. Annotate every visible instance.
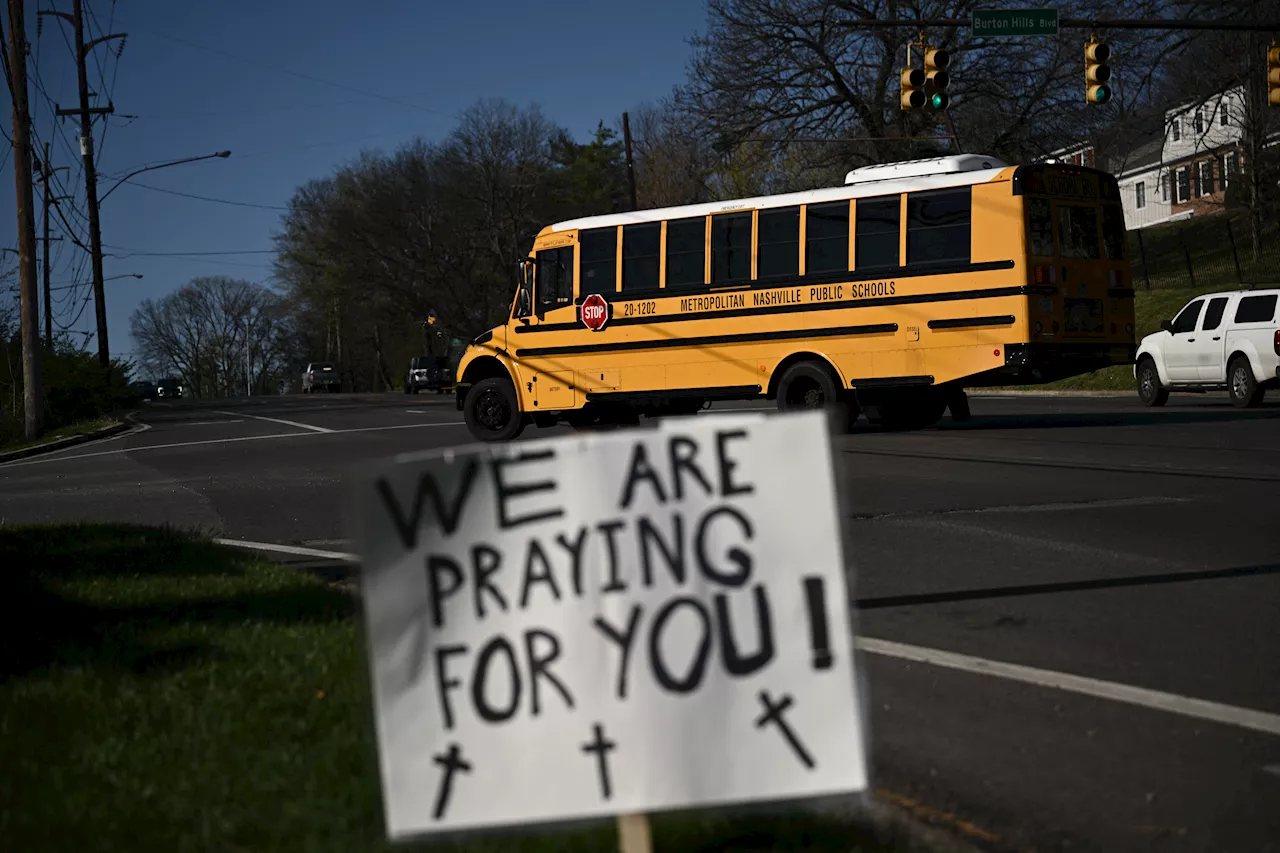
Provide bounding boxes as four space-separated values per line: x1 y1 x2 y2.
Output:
38 142 68 349
8 0 43 438
43 0 123 366
621 111 638 210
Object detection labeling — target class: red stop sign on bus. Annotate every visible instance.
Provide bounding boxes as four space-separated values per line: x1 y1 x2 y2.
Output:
580 293 610 332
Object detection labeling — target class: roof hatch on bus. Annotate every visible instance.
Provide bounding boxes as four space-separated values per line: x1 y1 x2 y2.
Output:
844 155 1010 185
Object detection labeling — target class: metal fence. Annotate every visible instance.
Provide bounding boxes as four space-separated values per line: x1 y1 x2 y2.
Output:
1128 213 1280 291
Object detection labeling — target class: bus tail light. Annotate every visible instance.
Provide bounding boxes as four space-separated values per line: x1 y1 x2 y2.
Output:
1274 329 1279 355
1032 265 1058 284
1052 321 1060 333
1111 323 1117 334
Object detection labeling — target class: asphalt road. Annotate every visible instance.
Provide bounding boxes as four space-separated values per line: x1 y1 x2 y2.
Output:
2 391 1278 852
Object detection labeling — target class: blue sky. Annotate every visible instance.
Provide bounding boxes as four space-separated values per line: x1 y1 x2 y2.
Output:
2 0 705 361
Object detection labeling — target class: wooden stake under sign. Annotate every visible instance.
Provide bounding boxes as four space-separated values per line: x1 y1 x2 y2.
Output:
617 813 652 853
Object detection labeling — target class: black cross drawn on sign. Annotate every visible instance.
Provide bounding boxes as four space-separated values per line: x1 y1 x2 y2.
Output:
755 690 815 770
432 742 473 820
581 723 618 800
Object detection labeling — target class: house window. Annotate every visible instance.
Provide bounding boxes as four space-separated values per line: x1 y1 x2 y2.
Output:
1171 120 1181 143
1197 160 1215 196
1193 109 1204 135
1221 151 1239 187
1220 104 1229 126
1161 172 1169 201
1176 167 1191 203
1135 182 1146 209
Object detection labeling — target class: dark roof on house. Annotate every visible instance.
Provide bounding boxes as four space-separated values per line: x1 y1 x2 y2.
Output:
1105 137 1163 177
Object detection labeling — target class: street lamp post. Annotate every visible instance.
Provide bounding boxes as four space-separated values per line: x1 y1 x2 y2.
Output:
99 151 232 203
67 149 230 365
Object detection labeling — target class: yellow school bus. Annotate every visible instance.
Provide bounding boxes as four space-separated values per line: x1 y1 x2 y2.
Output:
454 155 1136 441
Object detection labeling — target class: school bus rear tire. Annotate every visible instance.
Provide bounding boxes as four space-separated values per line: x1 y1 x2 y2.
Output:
464 377 526 442
777 360 840 411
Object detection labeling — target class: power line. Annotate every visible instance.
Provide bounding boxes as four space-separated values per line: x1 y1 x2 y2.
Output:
109 178 288 209
103 247 275 256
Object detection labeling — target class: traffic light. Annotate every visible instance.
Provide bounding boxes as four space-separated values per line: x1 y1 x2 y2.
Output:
1085 38 1112 105
925 48 951 110
1269 41 1280 107
900 66 925 110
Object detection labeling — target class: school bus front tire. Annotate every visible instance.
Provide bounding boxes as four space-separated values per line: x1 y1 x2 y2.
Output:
463 377 526 442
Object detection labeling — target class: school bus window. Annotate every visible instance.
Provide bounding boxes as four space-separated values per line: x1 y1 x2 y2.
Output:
1057 205 1100 260
666 216 706 287
622 222 660 291
536 246 574 309
1027 197 1055 257
711 212 752 283
854 195 900 270
806 201 850 274
906 187 971 266
580 227 617 296
1101 206 1126 260
757 206 800 279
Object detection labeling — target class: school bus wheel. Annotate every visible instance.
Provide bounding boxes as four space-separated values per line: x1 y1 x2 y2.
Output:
463 377 526 442
776 359 840 411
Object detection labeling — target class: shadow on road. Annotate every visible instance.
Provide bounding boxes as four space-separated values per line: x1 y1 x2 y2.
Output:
855 563 1280 610
930 406 1280 433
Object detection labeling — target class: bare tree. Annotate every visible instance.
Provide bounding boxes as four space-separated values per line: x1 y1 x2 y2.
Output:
130 277 288 398
1153 0 1280 261
682 0 1183 172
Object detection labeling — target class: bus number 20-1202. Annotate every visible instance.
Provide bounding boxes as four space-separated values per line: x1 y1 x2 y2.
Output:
623 300 657 318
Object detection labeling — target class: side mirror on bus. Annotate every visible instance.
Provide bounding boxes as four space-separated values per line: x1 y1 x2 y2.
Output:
515 286 531 319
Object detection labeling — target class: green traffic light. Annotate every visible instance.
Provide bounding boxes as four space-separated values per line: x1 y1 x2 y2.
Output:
930 92 950 110
1092 85 1111 104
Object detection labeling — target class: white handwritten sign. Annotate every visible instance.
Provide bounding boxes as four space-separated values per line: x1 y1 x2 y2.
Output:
353 411 867 840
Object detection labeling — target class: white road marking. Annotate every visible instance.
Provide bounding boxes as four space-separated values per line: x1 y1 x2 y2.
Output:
857 636 1280 738
405 409 426 414
197 534 1280 739
215 410 333 433
177 419 246 426
214 538 359 562
0 420 466 469
854 495 1192 521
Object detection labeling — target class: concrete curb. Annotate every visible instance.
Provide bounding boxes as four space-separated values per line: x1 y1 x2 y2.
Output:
0 418 132 464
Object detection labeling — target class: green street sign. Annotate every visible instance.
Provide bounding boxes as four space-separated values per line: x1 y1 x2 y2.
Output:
972 8 1059 37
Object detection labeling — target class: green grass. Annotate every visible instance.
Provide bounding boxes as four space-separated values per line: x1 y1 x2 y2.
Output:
0 416 119 454
1130 212 1280 294
0 524 899 853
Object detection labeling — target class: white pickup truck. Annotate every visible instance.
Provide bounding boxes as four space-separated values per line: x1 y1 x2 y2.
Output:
1135 288 1279 408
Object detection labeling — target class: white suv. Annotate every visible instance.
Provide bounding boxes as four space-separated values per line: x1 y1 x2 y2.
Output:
1135 288 1279 408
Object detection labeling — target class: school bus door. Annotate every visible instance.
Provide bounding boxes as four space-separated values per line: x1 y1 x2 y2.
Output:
519 244 577 410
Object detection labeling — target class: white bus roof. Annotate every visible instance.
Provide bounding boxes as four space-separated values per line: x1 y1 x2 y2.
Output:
547 155 1013 234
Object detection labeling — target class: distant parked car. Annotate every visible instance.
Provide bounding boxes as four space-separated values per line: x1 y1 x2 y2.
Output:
155 377 183 399
404 355 453 394
130 380 156 401
1135 288 1279 408
302 362 341 394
